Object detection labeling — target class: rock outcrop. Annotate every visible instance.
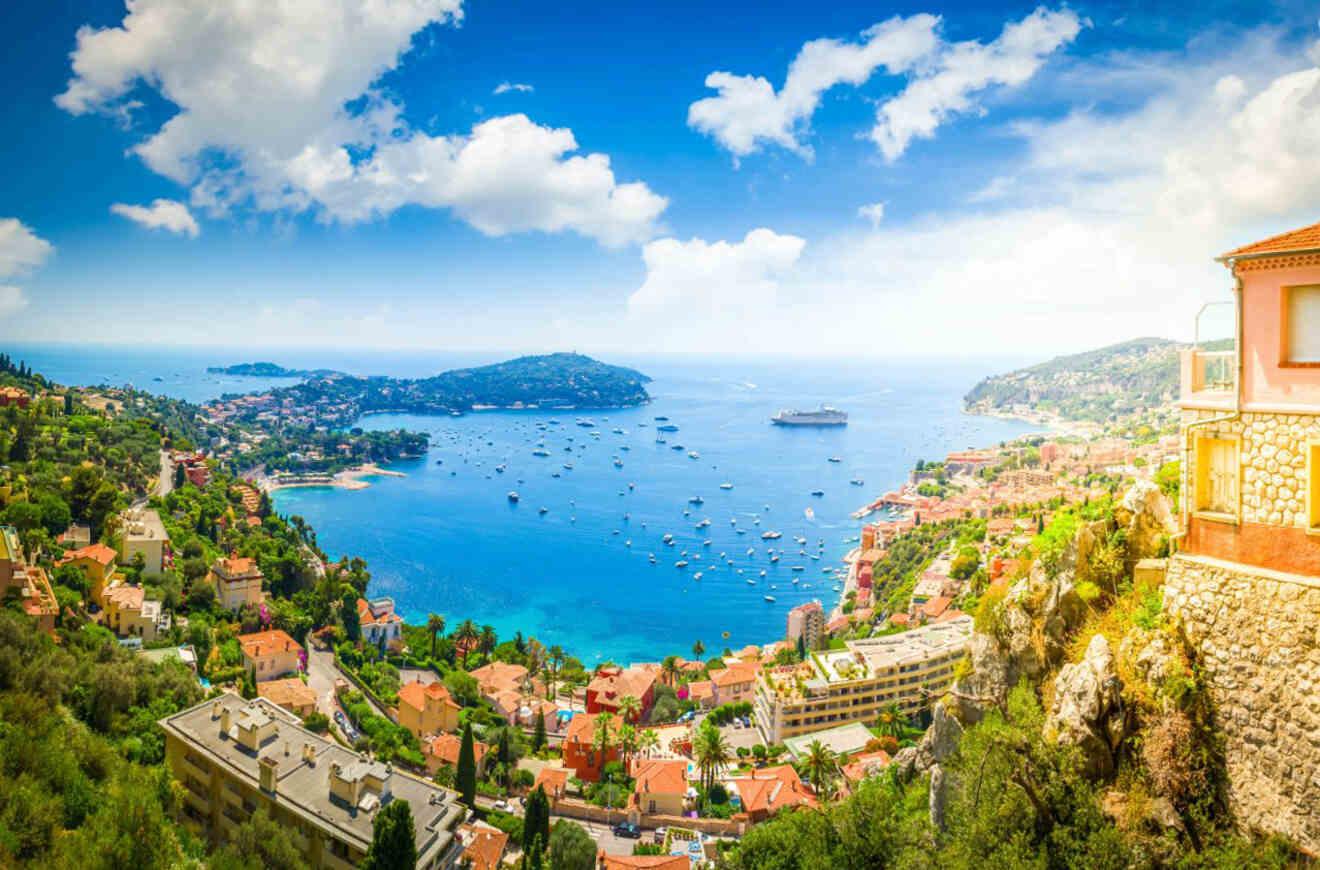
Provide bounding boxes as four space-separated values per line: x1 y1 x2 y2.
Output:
1114 479 1177 564
1046 634 1126 779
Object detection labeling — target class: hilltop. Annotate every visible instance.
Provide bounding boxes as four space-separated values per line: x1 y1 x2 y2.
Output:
963 338 1189 431
232 352 652 427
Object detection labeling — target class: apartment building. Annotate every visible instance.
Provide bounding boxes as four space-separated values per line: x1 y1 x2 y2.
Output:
754 616 972 743
208 555 266 613
160 695 467 869
120 507 171 573
785 600 824 650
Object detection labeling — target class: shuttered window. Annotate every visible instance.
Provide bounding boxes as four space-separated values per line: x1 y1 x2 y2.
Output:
1285 285 1320 364
1309 443 1320 531
1195 437 1237 517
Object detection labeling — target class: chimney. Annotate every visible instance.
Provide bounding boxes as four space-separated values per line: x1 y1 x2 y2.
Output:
302 743 316 765
259 755 278 793
211 700 222 720
220 707 231 736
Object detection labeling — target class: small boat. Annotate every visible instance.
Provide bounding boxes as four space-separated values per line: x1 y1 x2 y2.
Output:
792 566 805 572
764 595 776 603
828 457 842 463
552 472 561 478
688 451 700 459
760 569 767 577
539 507 548 515
657 424 679 432
746 579 756 585
612 428 625 434
689 496 704 505
770 554 780 562
746 547 755 555
762 531 782 540
793 577 799 585
563 463 574 469
614 459 623 468
532 449 550 457
850 478 864 486
663 533 674 543
671 444 685 451
495 464 505 473
435 459 444 465
736 529 746 535
676 561 688 568
507 491 519 502
697 518 711 528
694 572 702 580
719 482 734 490
649 554 656 564
703 540 712 547
656 437 666 444
810 490 824 497
629 482 635 489
804 507 815 520
654 415 669 421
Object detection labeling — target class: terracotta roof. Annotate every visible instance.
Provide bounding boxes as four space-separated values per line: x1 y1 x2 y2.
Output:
841 749 892 782
356 597 402 626
1220 219 1320 260
686 680 713 702
103 583 145 611
213 556 262 578
631 758 688 796
396 679 460 714
587 666 656 705
599 855 690 870
57 543 118 566
237 629 303 660
258 677 317 711
459 823 508 870
533 766 569 797
710 660 759 688
470 661 528 695
426 732 487 767
564 711 605 745
920 596 954 619
728 765 816 816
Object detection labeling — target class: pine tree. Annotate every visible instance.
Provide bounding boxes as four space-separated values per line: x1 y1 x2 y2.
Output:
456 721 477 808
361 799 416 870
533 709 546 751
796 635 806 661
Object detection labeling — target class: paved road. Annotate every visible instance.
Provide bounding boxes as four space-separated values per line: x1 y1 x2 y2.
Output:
305 642 388 738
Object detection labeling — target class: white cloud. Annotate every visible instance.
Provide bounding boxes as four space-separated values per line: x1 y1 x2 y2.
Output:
494 82 533 95
688 8 1080 163
870 7 1085 161
617 32 1320 356
688 15 939 160
56 0 665 246
0 219 54 320
857 202 885 226
110 198 201 237
0 287 27 318
626 229 805 346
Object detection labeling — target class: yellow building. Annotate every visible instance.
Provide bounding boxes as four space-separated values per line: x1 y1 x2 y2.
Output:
103 584 166 642
629 759 688 817
396 680 461 739
208 556 265 613
56 542 119 605
754 616 971 743
0 527 58 635
238 630 303 681
160 695 467 869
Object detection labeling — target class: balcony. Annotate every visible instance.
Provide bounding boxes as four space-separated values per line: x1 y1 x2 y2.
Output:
1180 348 1236 406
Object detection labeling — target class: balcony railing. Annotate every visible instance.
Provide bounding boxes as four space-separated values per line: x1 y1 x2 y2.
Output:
1180 348 1236 402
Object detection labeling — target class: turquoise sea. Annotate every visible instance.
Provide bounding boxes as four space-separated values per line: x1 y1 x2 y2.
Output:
8 344 1039 663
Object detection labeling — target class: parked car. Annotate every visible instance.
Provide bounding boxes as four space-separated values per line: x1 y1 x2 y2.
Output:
732 718 742 728
492 800 511 812
742 716 752 728
612 823 642 839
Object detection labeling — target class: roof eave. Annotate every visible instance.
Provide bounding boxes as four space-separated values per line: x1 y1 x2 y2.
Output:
1215 245 1320 265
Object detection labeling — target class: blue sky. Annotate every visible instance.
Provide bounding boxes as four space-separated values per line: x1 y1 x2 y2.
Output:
2 0 1318 355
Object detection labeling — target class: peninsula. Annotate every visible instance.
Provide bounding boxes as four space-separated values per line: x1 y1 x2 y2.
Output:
206 361 342 378
212 352 652 428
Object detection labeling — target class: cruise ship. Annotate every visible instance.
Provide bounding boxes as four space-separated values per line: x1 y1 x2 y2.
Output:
770 406 848 426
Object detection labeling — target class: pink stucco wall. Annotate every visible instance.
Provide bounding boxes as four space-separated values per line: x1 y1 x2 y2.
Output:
1239 262 1320 409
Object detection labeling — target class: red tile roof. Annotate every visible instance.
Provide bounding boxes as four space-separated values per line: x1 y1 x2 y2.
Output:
396 679 460 714
237 629 303 660
533 766 569 798
258 677 317 710
459 823 508 870
1221 219 1320 259
57 543 118 566
631 758 688 796
599 856 689 870
710 660 759 688
564 711 606 746
426 733 488 767
728 765 816 816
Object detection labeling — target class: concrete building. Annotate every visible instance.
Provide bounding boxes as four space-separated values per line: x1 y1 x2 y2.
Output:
208 556 265 613
356 597 403 649
120 508 171 574
160 695 467 869
755 616 972 743
785 600 824 650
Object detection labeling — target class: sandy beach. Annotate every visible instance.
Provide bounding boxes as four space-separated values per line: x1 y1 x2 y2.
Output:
261 462 406 493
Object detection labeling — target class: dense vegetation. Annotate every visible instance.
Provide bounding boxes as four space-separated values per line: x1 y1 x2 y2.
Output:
256 352 651 426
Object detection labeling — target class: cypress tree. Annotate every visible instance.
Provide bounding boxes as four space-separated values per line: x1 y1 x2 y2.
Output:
361 798 416 870
522 786 550 856
533 709 546 751
456 721 477 808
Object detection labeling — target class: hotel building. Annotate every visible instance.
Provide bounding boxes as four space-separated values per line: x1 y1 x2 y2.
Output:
754 615 972 743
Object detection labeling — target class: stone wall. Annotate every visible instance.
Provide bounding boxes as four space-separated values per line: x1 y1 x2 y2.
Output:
1163 552 1320 854
1181 408 1319 528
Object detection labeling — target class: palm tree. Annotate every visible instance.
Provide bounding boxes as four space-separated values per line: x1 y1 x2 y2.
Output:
479 624 497 661
640 728 660 759
456 619 478 667
875 703 906 739
426 613 445 659
692 639 705 661
801 739 839 799
661 655 679 688
590 712 614 775
615 722 637 765
616 694 641 725
692 721 731 793
547 645 565 699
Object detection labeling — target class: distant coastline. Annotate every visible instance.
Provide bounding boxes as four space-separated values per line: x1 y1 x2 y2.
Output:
206 361 342 378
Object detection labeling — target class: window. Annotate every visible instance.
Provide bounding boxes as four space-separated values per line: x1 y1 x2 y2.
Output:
1195 436 1238 518
1309 442 1320 533
1284 285 1320 364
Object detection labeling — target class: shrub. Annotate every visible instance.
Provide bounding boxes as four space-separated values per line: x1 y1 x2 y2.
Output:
1075 580 1102 605
1132 586 1163 630
302 711 329 733
974 585 1008 641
